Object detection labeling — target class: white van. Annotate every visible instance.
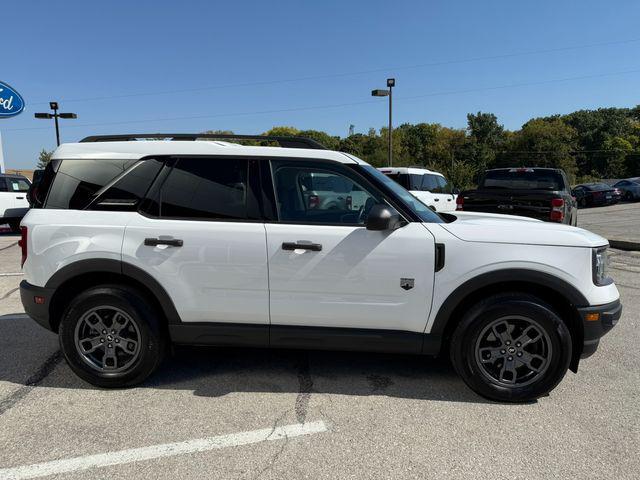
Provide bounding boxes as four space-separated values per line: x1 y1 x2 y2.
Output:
0 173 30 232
378 167 457 212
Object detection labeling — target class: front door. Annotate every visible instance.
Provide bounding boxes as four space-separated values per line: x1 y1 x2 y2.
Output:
265 160 436 352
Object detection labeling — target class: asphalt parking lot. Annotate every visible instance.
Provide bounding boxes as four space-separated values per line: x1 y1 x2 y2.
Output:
0 211 639 479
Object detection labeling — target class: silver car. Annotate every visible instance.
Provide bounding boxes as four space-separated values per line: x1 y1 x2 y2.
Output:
613 178 640 201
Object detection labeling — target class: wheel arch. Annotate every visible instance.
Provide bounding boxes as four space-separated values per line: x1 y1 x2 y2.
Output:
46 259 181 333
431 269 587 372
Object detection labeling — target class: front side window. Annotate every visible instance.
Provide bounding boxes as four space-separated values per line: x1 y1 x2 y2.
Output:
272 161 379 225
159 157 248 220
429 175 450 194
8 178 30 192
421 174 440 192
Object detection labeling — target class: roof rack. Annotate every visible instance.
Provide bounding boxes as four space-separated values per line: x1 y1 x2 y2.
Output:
78 133 326 150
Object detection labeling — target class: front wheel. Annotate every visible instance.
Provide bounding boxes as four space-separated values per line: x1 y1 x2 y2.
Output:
59 285 166 388
450 294 572 402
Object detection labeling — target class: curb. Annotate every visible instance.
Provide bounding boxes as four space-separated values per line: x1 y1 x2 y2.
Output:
609 239 640 251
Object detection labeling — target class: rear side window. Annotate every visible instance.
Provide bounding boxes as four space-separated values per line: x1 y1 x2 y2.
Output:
0 177 7 192
159 157 249 220
382 173 423 190
46 159 137 209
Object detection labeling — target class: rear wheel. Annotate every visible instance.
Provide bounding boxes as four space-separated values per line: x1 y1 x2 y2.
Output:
59 285 166 388
625 191 634 202
450 294 572 402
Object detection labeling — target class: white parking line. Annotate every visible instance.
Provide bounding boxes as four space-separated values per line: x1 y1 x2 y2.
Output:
0 421 328 480
0 273 23 277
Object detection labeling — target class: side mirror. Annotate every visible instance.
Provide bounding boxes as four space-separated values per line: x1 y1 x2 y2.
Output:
452 187 460 195
366 204 404 231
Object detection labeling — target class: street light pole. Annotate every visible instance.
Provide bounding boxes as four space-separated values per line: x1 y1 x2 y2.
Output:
387 78 394 167
371 78 395 167
52 103 60 146
34 102 77 146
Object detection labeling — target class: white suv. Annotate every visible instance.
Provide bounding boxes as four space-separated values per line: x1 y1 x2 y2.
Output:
0 173 31 232
19 134 621 402
378 166 457 212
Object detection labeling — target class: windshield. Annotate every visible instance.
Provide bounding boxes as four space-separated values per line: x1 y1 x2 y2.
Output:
481 169 563 191
360 165 443 223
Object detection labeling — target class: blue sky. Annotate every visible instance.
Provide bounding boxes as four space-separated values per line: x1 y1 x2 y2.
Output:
2 0 640 169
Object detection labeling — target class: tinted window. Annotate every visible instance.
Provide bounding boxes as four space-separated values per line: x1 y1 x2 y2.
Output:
0 178 7 192
421 174 439 192
381 172 425 190
46 159 137 209
273 162 378 225
91 159 164 211
589 183 612 191
481 170 564 191
160 158 248 220
7 178 30 192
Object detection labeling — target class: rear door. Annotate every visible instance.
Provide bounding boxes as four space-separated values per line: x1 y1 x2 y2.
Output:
121 157 270 339
264 159 435 351
7 176 30 210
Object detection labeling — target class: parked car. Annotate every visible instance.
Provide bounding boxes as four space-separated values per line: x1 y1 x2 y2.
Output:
377 166 458 212
612 179 640 201
300 171 369 214
0 173 31 232
457 167 577 225
20 133 621 403
572 183 618 208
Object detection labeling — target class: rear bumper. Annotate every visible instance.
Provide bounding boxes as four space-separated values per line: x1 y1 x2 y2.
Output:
20 280 56 332
577 299 622 358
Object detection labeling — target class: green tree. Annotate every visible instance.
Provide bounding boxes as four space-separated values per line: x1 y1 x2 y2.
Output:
602 136 632 178
466 112 505 171
508 118 578 181
36 149 53 169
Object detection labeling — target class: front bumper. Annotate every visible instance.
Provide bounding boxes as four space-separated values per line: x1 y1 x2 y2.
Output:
20 280 56 332
577 299 622 358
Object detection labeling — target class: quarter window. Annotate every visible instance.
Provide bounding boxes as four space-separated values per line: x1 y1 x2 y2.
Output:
46 159 138 209
159 157 249 220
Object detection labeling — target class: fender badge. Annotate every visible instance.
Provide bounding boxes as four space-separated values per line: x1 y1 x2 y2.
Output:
400 278 414 290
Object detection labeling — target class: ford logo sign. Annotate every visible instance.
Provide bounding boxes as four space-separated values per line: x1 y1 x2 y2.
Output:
0 81 25 118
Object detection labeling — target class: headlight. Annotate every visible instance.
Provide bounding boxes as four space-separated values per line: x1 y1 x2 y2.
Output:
592 246 612 286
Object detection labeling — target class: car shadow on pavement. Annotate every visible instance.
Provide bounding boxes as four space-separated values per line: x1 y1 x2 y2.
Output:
0 315 503 405
146 347 496 404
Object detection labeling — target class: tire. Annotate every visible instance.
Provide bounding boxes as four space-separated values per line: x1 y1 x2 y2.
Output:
625 192 633 202
58 285 166 388
450 293 572 402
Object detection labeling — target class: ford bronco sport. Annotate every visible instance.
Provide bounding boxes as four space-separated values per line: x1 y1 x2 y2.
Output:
19 133 621 402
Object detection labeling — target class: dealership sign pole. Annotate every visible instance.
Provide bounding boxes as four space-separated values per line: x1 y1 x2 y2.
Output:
0 81 26 173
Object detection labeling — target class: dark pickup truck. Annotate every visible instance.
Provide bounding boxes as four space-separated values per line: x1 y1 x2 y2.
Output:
456 167 578 225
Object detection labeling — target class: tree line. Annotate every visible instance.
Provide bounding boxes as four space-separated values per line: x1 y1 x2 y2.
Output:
37 105 640 190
